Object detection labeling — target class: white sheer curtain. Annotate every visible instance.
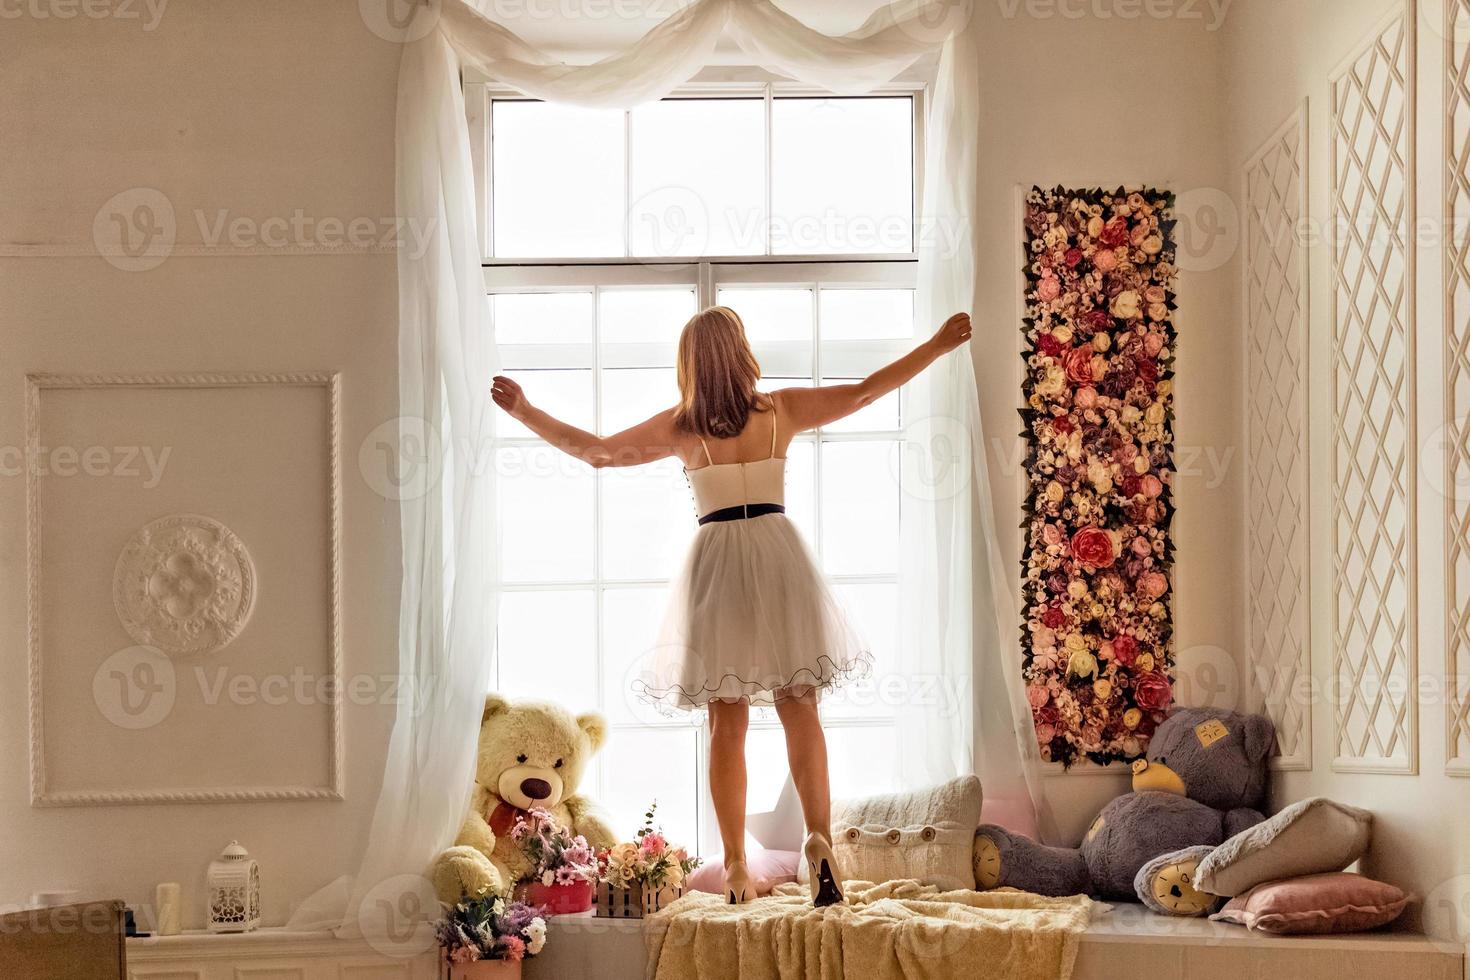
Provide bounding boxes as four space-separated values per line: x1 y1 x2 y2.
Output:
291 0 1052 941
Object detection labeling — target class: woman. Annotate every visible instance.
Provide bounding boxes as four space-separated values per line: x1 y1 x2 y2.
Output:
491 306 972 907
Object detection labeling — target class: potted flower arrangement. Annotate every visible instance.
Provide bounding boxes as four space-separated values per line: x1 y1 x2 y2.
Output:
510 806 598 914
594 802 700 918
435 895 546 980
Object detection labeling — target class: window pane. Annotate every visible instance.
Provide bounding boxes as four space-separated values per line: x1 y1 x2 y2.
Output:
777 439 817 548
498 446 595 581
601 367 678 433
599 727 699 847
601 457 697 581
743 728 791 816
629 99 765 257
600 287 697 348
820 288 914 341
601 586 675 727
499 369 594 440
492 101 624 257
820 441 899 575
716 286 814 380
822 583 898 720
819 378 900 433
497 591 598 710
493 291 594 346
715 287 811 344
826 724 898 800
771 98 912 255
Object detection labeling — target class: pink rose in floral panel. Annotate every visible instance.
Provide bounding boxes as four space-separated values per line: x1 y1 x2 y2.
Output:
1070 527 1116 568
1026 684 1050 709
1037 275 1061 301
1140 474 1163 498
1111 635 1138 665
1093 248 1118 272
1065 247 1083 268
1140 570 1168 599
1134 672 1172 711
1042 523 1063 547
1074 386 1098 409
1083 308 1113 331
1144 285 1167 304
1036 723 1057 744
1144 332 1164 357
1130 536 1152 557
1063 347 1095 385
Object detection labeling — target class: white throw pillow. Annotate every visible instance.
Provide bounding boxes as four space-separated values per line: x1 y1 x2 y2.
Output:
807 775 983 891
1195 797 1373 897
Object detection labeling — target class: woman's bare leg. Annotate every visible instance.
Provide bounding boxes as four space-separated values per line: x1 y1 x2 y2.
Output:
708 698 750 866
774 691 831 841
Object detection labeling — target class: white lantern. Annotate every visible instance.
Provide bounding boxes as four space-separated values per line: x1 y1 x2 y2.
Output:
206 840 260 933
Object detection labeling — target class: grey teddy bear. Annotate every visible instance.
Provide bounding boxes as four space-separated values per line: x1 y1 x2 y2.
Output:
975 707 1274 915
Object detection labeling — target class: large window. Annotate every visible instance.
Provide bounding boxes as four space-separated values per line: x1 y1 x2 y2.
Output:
476 86 921 855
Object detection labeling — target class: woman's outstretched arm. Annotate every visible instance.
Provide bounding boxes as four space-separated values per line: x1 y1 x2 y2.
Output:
491 375 676 468
779 312 973 431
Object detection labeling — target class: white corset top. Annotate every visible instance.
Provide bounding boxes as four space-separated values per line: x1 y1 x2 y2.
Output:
686 456 786 519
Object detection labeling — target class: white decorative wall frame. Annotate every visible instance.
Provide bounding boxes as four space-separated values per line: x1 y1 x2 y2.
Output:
113 514 258 657
1444 0 1470 777
26 371 344 806
1328 2 1419 774
1242 101 1313 771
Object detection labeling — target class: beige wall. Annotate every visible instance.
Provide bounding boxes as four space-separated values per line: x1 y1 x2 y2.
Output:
1221 0 1470 940
0 3 402 928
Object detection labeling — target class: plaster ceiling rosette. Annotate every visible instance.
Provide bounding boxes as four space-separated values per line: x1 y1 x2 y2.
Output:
113 514 257 657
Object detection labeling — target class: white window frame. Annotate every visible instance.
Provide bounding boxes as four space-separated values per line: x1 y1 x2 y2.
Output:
473 80 927 857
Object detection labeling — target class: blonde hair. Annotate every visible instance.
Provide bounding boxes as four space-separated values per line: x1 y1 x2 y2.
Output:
673 306 764 439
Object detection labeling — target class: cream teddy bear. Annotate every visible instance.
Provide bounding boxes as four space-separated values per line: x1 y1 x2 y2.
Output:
432 694 617 904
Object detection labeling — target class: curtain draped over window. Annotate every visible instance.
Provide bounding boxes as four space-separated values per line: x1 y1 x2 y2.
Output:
289 0 1054 940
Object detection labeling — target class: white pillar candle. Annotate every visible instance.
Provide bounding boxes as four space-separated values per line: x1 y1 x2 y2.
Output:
155 883 181 936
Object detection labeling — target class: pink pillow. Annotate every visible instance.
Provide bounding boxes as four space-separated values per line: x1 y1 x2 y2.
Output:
684 850 800 896
1212 872 1411 935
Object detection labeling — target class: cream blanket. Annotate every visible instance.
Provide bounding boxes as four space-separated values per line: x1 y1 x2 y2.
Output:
644 881 1094 980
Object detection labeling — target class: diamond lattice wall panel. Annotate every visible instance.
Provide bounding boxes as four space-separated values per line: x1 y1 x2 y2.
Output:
1445 0 1470 776
1244 105 1312 770
1329 5 1418 774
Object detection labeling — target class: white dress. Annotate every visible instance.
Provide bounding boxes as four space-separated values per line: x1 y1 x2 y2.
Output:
633 404 871 712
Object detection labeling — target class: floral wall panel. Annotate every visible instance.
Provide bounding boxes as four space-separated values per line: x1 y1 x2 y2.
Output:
1020 187 1177 768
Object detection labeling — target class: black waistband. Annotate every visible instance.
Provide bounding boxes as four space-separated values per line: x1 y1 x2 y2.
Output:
698 503 786 526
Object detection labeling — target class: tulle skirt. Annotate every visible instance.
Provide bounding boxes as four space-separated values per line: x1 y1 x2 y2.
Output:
633 513 871 712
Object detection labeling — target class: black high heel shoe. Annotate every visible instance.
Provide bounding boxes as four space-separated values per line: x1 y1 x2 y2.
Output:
803 833 845 907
